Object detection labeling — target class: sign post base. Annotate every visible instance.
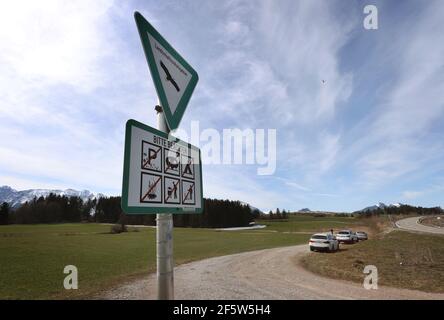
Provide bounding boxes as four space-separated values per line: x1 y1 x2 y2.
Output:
156 105 174 300
156 213 174 300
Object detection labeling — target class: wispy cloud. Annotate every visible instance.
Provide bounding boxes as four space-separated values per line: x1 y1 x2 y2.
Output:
350 1 444 189
0 0 443 212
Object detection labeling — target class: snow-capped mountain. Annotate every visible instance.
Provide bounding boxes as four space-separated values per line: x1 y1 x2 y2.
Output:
0 186 105 208
359 202 403 212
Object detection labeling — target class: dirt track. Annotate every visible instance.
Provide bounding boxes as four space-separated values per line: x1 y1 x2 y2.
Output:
101 245 444 300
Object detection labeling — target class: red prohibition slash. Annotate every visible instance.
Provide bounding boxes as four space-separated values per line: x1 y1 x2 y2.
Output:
143 146 161 168
165 180 180 202
183 183 194 202
141 176 162 201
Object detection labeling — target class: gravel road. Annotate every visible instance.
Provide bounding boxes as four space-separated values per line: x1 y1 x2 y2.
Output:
100 245 444 300
396 216 444 235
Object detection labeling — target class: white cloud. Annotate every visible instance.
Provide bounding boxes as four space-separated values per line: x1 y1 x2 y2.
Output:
203 166 289 211
284 181 310 192
352 0 444 187
401 190 423 200
257 0 354 123
0 0 135 194
0 0 119 92
1 0 442 212
0 175 66 191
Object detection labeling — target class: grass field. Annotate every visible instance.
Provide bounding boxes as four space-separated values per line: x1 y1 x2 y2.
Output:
0 215 367 299
301 230 444 293
257 215 360 233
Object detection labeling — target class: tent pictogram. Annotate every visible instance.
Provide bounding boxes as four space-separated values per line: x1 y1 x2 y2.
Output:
142 141 162 172
181 155 194 180
140 173 162 203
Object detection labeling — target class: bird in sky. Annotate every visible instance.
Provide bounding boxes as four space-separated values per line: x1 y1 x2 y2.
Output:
160 60 180 92
321 79 326 84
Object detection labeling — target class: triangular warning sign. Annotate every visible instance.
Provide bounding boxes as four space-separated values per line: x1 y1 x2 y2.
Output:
134 11 199 130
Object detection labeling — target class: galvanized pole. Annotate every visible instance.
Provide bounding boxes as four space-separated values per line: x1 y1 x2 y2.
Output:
155 104 174 300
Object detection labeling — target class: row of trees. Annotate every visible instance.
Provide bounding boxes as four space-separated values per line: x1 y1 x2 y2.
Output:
0 202 9 225
108 198 254 228
1 194 255 228
256 208 289 220
10 194 93 224
356 205 443 217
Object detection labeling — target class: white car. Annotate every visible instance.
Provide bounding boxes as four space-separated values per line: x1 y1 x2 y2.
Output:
356 231 368 240
309 233 339 252
336 230 358 244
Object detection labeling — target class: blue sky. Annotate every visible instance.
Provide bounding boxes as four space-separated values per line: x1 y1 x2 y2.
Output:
1 0 443 212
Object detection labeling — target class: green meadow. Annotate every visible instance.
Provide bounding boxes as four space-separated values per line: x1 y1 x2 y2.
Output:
0 215 359 299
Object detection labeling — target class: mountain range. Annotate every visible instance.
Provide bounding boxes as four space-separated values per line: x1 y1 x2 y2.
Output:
358 202 402 212
0 186 105 208
0 185 408 214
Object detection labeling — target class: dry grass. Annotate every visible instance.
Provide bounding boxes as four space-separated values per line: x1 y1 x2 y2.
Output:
420 216 444 228
300 229 444 293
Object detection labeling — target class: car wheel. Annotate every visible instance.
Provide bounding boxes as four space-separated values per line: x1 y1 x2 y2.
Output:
310 247 314 252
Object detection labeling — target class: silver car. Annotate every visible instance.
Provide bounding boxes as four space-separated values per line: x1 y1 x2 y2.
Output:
356 231 368 240
336 230 358 243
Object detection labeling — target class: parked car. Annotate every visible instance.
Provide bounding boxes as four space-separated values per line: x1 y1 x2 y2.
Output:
356 231 368 240
309 233 339 252
336 230 358 244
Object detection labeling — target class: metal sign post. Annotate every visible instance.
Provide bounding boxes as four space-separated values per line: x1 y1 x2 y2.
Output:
155 105 174 300
122 11 201 301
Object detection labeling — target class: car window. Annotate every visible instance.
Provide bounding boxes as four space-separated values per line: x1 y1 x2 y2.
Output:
311 235 327 240
338 231 349 235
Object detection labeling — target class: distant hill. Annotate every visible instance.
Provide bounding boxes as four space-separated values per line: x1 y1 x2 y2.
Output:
298 208 311 212
0 186 104 208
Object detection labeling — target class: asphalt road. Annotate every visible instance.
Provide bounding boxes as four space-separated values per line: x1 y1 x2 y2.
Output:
101 245 444 300
395 216 444 235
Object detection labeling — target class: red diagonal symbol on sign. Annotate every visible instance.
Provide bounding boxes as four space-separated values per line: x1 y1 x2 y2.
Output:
143 146 161 168
141 176 162 201
165 180 180 202
183 158 193 176
183 184 194 202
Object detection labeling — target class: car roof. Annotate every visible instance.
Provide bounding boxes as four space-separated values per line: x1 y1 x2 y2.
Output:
311 233 330 237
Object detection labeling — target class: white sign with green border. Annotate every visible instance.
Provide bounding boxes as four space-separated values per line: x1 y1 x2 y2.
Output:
121 119 203 214
134 11 199 131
